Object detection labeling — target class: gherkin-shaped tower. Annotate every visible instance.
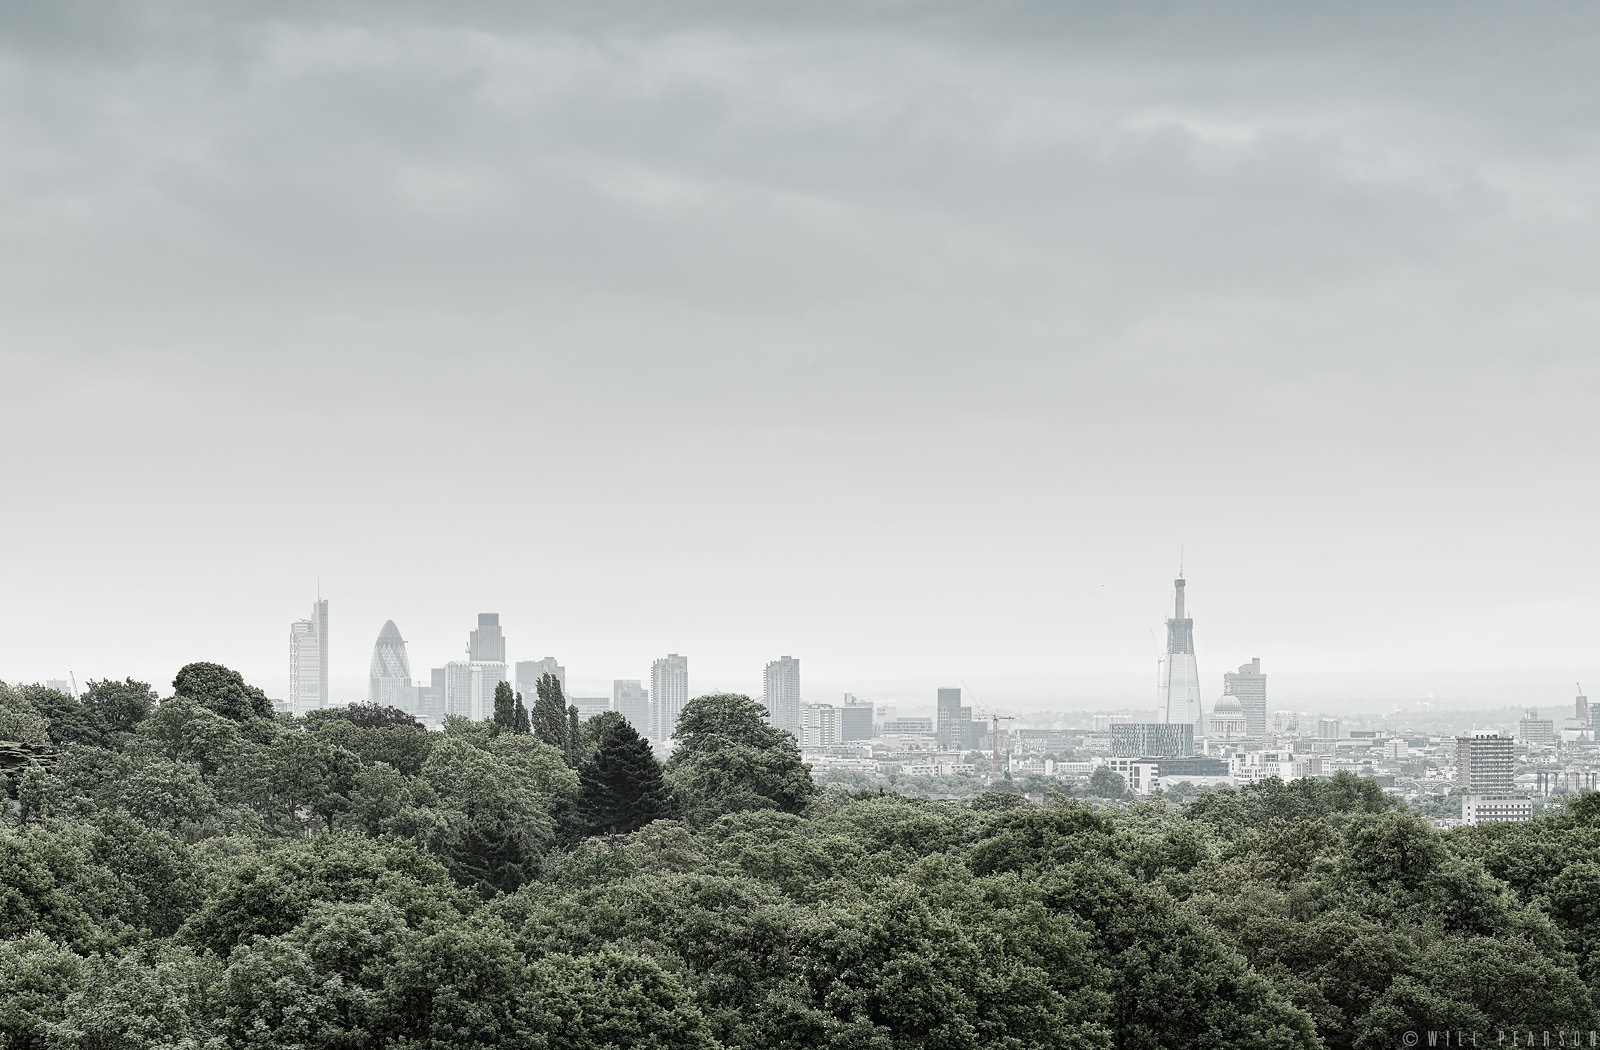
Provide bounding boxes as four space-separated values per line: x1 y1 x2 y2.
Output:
369 620 413 707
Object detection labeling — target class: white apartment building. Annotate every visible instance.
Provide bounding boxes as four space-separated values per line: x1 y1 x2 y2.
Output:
651 654 689 744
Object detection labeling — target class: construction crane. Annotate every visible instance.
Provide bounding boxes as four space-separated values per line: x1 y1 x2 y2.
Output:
991 714 1016 771
962 680 1018 776
972 713 1016 775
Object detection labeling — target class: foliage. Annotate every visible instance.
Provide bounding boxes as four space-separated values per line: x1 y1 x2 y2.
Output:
6 663 1600 1049
577 718 671 837
1087 766 1127 799
665 694 817 827
171 662 273 723
533 673 570 754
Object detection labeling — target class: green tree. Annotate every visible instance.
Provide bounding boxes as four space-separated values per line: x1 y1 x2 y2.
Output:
418 738 558 892
492 680 517 734
17 766 67 824
578 719 671 837
665 694 816 827
533 673 569 752
528 950 719 1050
78 679 157 740
107 756 222 838
171 662 272 723
85 810 205 939
46 945 222 1049
514 692 531 735
126 697 250 781
18 686 102 748
0 931 83 1050
1088 766 1127 799
672 693 789 753
375 920 532 1047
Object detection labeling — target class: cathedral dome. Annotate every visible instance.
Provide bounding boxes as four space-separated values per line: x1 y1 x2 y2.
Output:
1213 693 1244 716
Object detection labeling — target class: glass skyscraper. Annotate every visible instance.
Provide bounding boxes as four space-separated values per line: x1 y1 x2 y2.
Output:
288 596 328 715
368 620 412 709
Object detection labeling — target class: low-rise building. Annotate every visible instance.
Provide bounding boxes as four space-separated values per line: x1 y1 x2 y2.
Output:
1462 795 1535 826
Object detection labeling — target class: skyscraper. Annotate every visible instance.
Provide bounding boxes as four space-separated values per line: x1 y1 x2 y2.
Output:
445 613 506 721
368 620 413 709
1156 576 1203 737
288 595 329 715
936 687 963 749
614 679 650 733
763 655 801 735
469 613 506 662
651 654 689 743
1223 658 1267 738
516 658 565 701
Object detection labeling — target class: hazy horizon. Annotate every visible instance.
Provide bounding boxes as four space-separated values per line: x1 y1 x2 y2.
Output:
5 3 1598 692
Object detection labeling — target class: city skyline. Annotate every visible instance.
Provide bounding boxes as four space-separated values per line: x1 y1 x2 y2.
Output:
5 6 1600 695
246 589 1600 723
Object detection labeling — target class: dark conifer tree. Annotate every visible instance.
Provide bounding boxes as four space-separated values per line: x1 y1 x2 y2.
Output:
566 705 582 765
576 718 670 837
513 692 531 735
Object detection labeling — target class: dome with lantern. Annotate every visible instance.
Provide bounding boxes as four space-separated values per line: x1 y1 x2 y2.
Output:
1209 692 1248 739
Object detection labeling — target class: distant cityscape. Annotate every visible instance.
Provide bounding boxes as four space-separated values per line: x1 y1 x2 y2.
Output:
250 570 1600 829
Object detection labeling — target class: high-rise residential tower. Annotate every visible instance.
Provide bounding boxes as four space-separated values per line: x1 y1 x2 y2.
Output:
368 620 412 709
651 654 689 743
1156 576 1203 737
288 595 329 715
763 656 801 735
1455 733 1515 794
614 679 650 733
1455 731 1530 825
1224 658 1267 738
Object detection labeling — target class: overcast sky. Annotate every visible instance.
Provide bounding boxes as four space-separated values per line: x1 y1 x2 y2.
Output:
4 2 1599 703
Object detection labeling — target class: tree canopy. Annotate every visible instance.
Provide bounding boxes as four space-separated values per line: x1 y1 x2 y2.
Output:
2 666 1598 1049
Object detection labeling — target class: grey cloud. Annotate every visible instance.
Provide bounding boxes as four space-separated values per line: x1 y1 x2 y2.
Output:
2 2 1598 690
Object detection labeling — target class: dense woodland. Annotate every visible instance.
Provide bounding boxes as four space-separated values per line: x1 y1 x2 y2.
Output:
3 663 1599 1049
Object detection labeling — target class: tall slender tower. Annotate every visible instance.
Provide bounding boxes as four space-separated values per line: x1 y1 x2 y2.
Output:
314 596 328 709
1156 576 1204 736
764 656 801 735
289 593 329 715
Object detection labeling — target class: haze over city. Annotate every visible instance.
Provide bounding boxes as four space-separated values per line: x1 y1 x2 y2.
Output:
4 3 1598 705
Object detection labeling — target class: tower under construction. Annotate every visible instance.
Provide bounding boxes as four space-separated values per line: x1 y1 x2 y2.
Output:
1157 575 1204 737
